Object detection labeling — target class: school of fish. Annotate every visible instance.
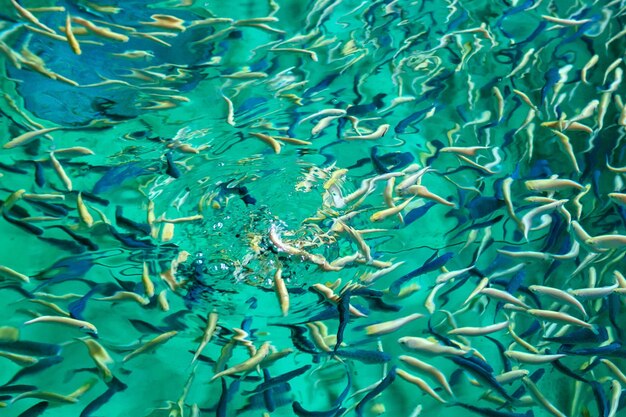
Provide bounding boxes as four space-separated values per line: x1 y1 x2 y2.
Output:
0 0 626 416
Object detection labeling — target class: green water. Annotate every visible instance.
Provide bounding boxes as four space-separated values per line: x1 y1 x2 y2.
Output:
0 0 625 416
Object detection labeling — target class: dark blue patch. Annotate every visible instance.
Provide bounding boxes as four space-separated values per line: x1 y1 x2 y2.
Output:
355 366 396 417
93 163 153 194
80 377 128 417
451 355 512 401
334 291 351 351
404 202 437 226
16 401 49 417
304 74 339 98
34 161 46 187
468 196 504 220
389 252 454 295
115 206 151 235
5 355 64 386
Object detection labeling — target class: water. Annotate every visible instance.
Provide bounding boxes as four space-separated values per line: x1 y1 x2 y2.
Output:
0 0 625 416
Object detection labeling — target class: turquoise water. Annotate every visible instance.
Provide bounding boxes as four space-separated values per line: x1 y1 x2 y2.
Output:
0 0 626 416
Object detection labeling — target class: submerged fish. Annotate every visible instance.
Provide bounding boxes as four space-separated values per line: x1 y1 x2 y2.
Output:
389 252 454 295
0 1 624 416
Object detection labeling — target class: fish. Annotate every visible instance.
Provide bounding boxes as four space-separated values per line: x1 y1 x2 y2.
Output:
543 326 607 345
570 282 618 299
0 351 39 366
112 50 155 60
22 193 65 202
0 341 62 357
25 199 69 217
156 215 204 224
79 338 113 382
24 316 97 335
273 268 289 316
48 225 99 251
141 14 186 31
310 284 366 317
96 290 149 305
365 313 423 336
122 331 178 362
192 311 218 363
49 152 73 191
115 206 151 235
139 263 155 298
4 355 64 386
480 287 530 309
345 124 390 140
334 290 351 351
79 377 127 417
398 355 453 395
216 378 240 417
405 185 454 207
250 132 282 154
370 197 414 222
448 321 509 336
32 256 94 290
404 201 437 226
2 211 44 235
0 1 624 415
389 252 454 295
165 151 182 178
10 0 56 34
522 376 567 417
543 14 592 26
600 359 626 385
93 163 153 194
525 178 583 192
496 369 529 385
399 336 469 356
0 265 29 283
64 14 81 55
71 16 129 42
551 358 589 384
210 341 271 381
292 401 345 417
338 222 372 262
271 324 318 355
33 162 45 187
527 308 593 329
370 147 414 173
221 71 269 79
243 365 311 395
108 226 155 249
3 127 61 149
558 342 624 357
354 366 397 416
590 380 610 417
16 401 49 417
529 285 587 317
505 350 566 364
451 355 514 402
